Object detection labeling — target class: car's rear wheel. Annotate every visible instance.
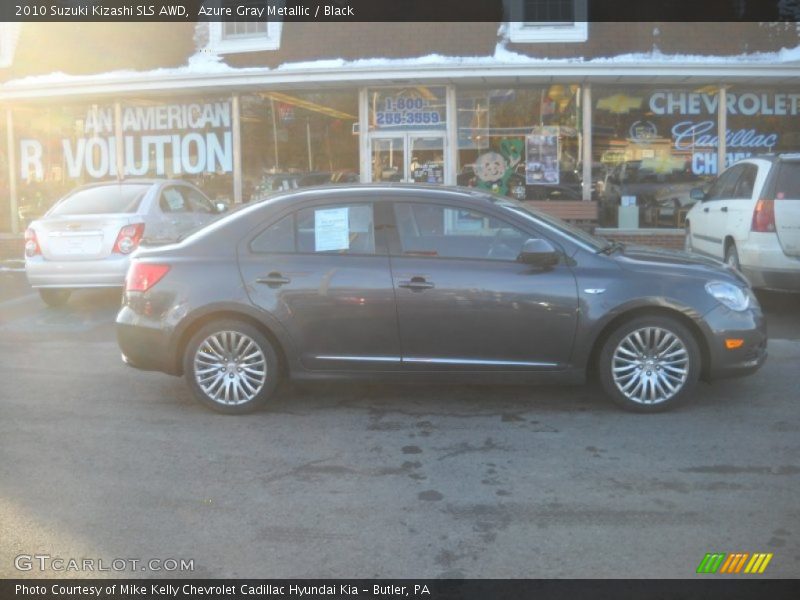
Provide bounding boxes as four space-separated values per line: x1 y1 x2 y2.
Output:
38 288 71 308
184 320 280 414
598 315 700 412
725 242 741 271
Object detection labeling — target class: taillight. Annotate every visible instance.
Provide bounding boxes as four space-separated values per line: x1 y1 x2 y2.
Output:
125 262 170 292
751 199 776 233
113 223 145 254
24 228 41 257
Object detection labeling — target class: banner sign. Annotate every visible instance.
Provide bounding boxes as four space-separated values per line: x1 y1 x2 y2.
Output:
19 101 232 181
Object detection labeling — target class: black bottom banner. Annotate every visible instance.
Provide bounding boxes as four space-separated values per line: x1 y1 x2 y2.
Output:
4 579 800 600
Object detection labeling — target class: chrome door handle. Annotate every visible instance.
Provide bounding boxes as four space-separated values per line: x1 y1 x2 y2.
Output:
720 206 728 212
256 272 291 287
703 207 709 213
398 276 434 291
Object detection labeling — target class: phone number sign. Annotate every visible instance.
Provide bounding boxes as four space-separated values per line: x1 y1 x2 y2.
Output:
372 88 446 131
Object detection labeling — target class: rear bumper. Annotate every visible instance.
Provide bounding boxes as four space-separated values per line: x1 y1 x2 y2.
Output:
702 303 768 380
739 235 800 291
116 305 180 375
741 266 800 293
25 255 130 288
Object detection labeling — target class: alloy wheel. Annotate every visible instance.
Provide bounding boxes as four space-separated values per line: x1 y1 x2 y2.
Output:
193 331 267 406
611 326 689 405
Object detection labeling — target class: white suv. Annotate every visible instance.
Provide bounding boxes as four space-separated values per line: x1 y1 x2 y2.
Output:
685 155 800 292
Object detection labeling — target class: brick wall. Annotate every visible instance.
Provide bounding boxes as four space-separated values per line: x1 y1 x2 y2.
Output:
594 228 686 250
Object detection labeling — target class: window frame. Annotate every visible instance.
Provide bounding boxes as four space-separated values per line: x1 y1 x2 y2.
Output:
507 0 588 44
248 201 384 257
706 164 747 202
159 186 192 214
389 200 537 264
207 21 283 54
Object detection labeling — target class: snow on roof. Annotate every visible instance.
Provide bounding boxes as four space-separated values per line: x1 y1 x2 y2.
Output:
2 41 799 91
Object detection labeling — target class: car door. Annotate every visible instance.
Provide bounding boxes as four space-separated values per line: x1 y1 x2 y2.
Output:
156 185 196 240
238 200 402 371
387 200 579 371
725 163 759 244
690 165 746 258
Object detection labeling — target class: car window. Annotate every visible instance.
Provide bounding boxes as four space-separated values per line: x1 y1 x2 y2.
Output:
774 162 800 199
393 203 528 261
732 165 758 199
706 165 746 201
159 187 190 213
250 214 295 254
296 203 376 255
184 187 215 213
49 184 150 216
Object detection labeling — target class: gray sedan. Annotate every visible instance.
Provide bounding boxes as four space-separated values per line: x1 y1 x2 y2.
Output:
25 179 224 307
116 185 767 413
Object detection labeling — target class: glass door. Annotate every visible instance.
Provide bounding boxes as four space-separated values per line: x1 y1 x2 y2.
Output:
371 135 406 183
408 135 446 184
369 133 447 184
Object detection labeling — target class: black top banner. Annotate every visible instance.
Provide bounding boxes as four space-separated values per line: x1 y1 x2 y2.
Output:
0 0 798 22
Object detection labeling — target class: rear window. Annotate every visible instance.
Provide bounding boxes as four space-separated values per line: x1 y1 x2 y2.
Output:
49 184 150 216
774 162 800 199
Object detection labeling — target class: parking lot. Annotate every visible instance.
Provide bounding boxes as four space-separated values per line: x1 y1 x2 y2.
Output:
1 270 799 578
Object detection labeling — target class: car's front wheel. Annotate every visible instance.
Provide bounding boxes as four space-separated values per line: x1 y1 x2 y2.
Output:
598 315 700 412
38 288 71 308
184 320 280 414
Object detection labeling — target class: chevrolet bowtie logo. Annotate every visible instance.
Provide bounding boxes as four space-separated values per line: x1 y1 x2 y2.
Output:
696 552 773 574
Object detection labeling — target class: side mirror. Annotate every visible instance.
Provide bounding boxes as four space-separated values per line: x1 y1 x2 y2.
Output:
689 187 706 201
518 238 560 268
215 202 228 213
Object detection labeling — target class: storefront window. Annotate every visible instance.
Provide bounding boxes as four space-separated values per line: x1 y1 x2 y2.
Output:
11 96 235 221
725 85 800 157
456 86 581 201
241 90 358 202
12 103 85 229
122 97 234 204
592 86 718 228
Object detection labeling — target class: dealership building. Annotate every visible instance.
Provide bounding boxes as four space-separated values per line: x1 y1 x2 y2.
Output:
1 16 799 254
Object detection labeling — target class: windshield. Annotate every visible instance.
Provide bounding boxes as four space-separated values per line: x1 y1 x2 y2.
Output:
49 184 150 216
490 195 608 251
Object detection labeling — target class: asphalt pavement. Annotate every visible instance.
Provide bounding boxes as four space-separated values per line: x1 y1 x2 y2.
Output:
0 274 798 578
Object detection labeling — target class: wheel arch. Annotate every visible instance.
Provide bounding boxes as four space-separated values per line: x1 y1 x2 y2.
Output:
724 236 736 252
586 306 711 381
172 309 292 378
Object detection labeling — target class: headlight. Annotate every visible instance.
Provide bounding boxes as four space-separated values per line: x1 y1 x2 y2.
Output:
705 281 750 311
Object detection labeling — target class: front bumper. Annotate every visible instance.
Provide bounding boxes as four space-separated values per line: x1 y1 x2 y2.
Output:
702 303 768 380
26 255 130 288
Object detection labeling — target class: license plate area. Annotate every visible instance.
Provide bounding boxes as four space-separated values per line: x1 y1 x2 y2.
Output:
48 231 104 256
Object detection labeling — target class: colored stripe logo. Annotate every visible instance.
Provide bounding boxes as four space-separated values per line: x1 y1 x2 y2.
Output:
697 552 773 574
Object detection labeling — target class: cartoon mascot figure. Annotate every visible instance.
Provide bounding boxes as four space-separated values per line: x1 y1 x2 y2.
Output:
473 139 524 196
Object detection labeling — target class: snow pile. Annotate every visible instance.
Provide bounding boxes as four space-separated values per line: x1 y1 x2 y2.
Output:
3 39 799 90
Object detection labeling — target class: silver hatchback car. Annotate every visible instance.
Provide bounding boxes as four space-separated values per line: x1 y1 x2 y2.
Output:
25 179 224 307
